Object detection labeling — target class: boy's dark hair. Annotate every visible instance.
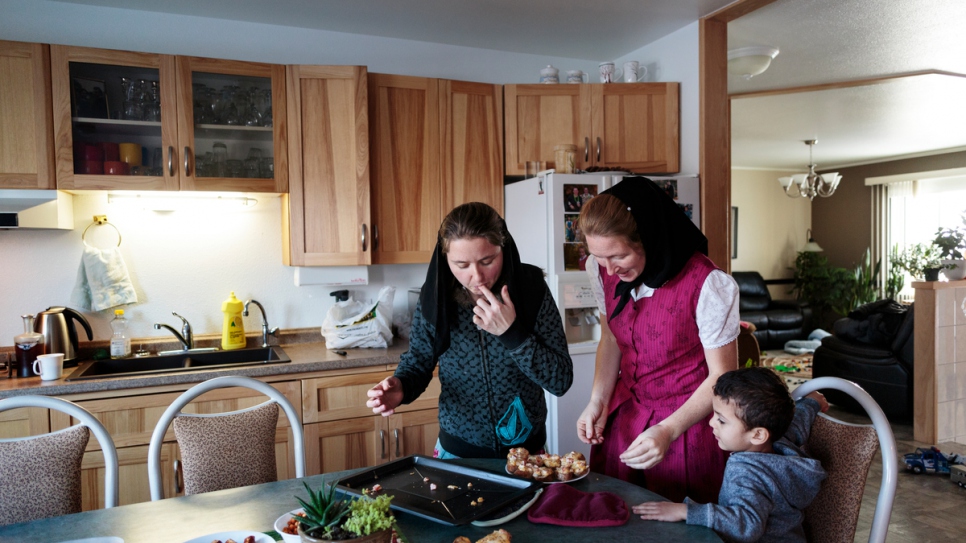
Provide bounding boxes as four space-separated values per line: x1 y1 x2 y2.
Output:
713 367 795 443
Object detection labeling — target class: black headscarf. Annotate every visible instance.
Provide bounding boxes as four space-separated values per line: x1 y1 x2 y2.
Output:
601 177 708 320
418 216 546 360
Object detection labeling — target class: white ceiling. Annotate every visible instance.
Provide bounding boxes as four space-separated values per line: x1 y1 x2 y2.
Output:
57 0 966 171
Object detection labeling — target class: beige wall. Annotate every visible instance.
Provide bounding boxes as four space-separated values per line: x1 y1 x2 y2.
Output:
812 150 966 269
731 168 811 300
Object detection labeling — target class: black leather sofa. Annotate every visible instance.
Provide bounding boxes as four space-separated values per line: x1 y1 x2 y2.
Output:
812 300 914 420
732 271 811 351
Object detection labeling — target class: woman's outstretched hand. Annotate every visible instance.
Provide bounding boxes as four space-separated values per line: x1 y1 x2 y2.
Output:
473 285 516 336
619 424 673 470
366 376 404 417
577 400 607 445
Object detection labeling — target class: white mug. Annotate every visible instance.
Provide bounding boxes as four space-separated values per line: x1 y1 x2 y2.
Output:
566 70 587 84
622 61 648 82
599 62 617 83
33 353 64 381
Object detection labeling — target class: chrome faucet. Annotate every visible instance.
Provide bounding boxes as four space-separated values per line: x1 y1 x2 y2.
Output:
153 312 193 351
244 299 278 348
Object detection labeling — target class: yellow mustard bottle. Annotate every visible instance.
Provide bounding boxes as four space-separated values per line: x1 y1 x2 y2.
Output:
221 291 246 350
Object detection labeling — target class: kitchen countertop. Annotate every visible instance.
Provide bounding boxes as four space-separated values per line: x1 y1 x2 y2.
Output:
0 340 409 399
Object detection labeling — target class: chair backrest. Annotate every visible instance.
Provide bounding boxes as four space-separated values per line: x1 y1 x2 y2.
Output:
793 377 898 543
147 375 305 501
0 395 118 524
732 271 771 311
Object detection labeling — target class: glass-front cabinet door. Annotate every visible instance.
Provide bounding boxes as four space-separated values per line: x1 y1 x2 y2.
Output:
51 46 179 190
176 57 287 192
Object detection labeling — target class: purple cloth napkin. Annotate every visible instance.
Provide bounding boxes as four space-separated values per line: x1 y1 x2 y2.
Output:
527 482 629 527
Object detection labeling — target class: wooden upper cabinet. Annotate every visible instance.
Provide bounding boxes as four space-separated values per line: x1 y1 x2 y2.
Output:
369 74 441 264
593 83 679 173
440 80 504 214
175 56 287 192
504 83 679 175
504 84 588 175
284 65 370 266
50 45 179 191
0 41 55 189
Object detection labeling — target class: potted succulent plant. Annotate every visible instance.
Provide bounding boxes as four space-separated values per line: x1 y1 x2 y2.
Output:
296 482 394 543
894 242 949 281
933 223 966 281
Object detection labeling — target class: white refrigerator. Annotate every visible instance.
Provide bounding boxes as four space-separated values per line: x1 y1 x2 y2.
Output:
505 171 701 457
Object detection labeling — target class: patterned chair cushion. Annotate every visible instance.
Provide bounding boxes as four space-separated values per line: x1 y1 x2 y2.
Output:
174 401 279 495
802 415 879 543
0 425 90 526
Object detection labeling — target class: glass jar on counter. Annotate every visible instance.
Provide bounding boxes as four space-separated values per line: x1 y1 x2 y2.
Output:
554 144 577 174
13 315 44 378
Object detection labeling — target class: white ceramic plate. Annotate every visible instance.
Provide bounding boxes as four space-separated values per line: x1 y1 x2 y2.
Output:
181 531 273 543
273 508 304 543
505 464 589 484
58 538 124 543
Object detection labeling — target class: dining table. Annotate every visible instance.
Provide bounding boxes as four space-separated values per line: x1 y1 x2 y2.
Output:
0 459 722 543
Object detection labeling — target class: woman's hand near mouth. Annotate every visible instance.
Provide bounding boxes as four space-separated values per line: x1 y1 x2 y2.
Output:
472 284 516 336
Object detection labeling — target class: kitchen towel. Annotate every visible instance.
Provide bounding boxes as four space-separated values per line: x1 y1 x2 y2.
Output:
71 245 138 312
527 482 629 527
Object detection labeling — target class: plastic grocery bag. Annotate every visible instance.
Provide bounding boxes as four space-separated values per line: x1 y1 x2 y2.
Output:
321 286 395 349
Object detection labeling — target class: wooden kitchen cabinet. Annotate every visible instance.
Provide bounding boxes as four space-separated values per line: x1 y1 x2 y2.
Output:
52 380 301 508
368 74 502 264
50 45 287 192
0 40 55 189
283 65 370 266
301 370 441 475
504 83 679 175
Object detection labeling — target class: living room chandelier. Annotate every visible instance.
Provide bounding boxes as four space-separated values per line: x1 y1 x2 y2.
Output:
778 140 842 200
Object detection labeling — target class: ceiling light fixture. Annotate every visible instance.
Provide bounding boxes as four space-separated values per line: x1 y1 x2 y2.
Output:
727 46 779 80
778 140 842 201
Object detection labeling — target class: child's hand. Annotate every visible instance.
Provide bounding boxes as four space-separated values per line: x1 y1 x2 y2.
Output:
632 501 687 522
805 391 829 412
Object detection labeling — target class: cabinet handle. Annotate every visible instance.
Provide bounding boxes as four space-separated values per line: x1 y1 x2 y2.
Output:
394 428 401 458
584 137 589 162
173 459 183 494
596 137 601 163
167 146 175 177
372 224 379 251
183 146 191 177
361 224 368 252
380 429 387 459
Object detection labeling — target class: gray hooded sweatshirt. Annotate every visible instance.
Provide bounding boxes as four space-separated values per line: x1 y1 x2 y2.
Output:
685 398 826 543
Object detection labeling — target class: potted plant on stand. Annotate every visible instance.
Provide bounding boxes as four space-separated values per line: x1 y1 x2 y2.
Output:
894 242 948 282
933 222 966 281
295 482 394 543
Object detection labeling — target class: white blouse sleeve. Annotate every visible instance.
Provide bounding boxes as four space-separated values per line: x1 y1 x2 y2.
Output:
696 270 741 349
584 255 607 315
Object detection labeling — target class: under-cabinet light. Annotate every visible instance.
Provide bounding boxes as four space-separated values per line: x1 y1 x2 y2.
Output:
107 193 258 211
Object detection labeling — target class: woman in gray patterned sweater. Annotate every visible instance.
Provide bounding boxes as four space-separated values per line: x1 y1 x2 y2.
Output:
367 202 573 458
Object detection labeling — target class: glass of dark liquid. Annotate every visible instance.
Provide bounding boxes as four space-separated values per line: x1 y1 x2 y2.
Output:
13 314 44 378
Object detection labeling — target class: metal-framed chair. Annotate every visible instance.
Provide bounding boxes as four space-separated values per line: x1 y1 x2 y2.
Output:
147 376 305 501
0 395 118 525
793 377 898 543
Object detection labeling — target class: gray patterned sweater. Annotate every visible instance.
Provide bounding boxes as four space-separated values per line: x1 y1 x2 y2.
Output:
394 282 573 458
685 398 827 543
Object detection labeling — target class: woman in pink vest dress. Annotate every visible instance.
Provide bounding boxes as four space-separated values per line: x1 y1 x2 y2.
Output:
576 178 740 504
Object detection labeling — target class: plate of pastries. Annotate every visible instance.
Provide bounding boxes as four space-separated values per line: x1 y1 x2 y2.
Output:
505 448 589 483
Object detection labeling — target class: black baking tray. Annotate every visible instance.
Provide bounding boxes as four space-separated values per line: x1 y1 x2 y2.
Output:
336 455 540 526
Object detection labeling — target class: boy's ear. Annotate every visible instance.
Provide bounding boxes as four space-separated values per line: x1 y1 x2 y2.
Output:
749 426 771 445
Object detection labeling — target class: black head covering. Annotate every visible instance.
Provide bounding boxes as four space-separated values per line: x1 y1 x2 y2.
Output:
418 213 546 360
600 177 708 320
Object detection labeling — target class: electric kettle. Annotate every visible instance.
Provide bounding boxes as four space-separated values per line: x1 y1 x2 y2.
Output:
34 306 93 365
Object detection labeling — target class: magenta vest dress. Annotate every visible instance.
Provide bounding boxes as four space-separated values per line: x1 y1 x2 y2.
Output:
590 252 727 503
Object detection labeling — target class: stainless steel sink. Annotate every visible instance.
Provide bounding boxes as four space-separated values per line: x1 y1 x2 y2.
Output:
65 346 291 381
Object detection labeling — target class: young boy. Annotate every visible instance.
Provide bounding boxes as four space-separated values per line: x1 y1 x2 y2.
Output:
635 367 828 543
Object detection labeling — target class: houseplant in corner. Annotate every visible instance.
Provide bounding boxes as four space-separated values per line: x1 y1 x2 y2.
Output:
894 242 948 282
933 221 966 281
296 482 394 542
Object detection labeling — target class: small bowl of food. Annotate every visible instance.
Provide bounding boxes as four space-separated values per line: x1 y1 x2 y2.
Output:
274 508 305 543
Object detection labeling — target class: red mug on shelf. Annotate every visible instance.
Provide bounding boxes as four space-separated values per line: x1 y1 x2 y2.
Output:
96 141 120 161
75 160 104 175
104 161 129 175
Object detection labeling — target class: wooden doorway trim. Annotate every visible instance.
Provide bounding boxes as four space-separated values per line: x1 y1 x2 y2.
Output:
699 0 778 272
